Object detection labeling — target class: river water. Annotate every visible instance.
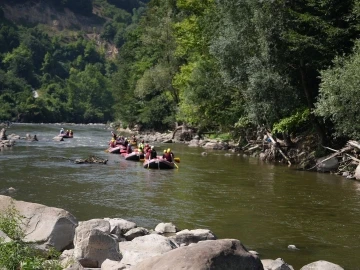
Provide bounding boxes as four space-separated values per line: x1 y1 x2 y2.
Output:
1 124 360 269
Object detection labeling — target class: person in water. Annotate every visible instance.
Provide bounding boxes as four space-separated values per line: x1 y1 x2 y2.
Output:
60 128 65 135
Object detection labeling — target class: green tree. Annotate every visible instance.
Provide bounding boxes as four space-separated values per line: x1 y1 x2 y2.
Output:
2 45 35 84
66 64 113 123
315 40 360 139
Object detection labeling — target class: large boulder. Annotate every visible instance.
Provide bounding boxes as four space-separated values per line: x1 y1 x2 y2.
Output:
354 164 360 180
169 229 217 246
73 219 121 267
132 239 263 270
119 234 178 267
316 157 339 172
300 260 344 270
104 218 137 237
0 195 77 251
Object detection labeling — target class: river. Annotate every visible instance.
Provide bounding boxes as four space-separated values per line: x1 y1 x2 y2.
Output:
1 123 360 269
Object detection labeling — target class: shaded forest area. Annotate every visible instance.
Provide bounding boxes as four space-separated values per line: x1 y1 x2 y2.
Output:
1 0 360 154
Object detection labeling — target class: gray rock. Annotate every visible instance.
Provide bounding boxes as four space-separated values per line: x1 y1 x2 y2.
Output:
300 260 344 270
124 227 149 241
132 239 263 270
262 258 294 270
104 218 137 237
0 195 77 251
354 164 360 180
169 229 216 246
119 234 178 267
101 259 130 270
73 228 121 267
154 222 178 234
75 219 111 238
316 157 339 172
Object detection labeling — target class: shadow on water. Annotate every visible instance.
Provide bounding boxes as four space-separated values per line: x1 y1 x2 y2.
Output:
1 124 360 269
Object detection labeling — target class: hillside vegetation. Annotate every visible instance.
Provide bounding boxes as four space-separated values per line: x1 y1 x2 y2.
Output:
1 0 360 149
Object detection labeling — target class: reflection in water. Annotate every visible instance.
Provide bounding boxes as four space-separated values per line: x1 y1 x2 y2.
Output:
1 124 360 269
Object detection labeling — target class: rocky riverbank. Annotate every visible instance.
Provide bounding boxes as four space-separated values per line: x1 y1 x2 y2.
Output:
113 125 360 181
0 195 345 270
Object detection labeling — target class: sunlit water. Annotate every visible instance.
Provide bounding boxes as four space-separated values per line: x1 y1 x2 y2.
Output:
1 124 360 269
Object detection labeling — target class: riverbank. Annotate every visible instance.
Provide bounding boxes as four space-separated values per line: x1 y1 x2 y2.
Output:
113 125 360 181
0 195 345 270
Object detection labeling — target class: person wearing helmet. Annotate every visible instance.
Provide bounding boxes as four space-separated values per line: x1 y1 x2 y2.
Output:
60 128 65 135
111 131 117 140
109 138 116 148
69 130 73 137
138 140 145 153
164 148 174 162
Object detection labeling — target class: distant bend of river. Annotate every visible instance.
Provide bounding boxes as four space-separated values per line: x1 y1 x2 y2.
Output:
1 123 360 269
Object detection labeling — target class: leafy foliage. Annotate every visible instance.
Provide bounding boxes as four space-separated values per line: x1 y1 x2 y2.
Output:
272 108 311 134
1 0 360 140
315 40 360 139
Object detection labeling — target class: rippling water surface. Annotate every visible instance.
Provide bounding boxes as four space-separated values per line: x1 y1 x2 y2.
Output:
1 123 360 269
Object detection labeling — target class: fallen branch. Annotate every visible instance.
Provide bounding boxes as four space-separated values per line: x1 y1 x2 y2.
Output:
307 146 352 171
266 132 292 166
345 153 360 163
347 140 360 150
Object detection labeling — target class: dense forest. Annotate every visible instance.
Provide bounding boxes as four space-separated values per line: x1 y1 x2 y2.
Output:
1 0 360 144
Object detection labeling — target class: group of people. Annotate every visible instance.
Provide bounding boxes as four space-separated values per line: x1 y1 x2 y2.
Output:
109 131 175 162
60 128 73 137
141 143 175 162
109 132 130 148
